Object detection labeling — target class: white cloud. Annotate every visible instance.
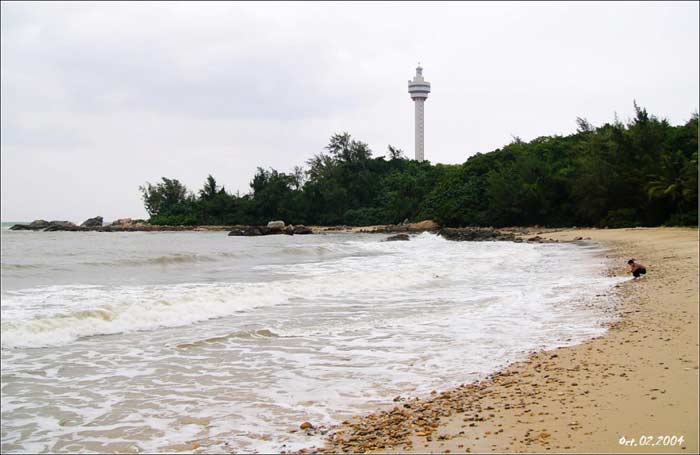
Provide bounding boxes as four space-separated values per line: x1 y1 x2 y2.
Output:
2 1 698 221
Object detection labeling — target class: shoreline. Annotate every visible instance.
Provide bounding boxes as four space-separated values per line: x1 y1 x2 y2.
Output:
311 227 698 454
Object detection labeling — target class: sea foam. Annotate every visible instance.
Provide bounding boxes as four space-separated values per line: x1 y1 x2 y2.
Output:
1 232 625 453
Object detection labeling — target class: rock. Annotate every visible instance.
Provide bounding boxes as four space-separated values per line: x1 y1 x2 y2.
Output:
43 221 78 231
111 218 133 226
573 236 583 241
81 216 103 227
228 226 265 236
293 225 313 235
9 224 32 231
380 224 408 233
228 224 312 236
29 219 50 229
267 220 286 232
300 422 313 430
385 234 410 241
9 219 50 230
401 218 409 225
9 224 34 230
406 220 440 232
438 227 517 242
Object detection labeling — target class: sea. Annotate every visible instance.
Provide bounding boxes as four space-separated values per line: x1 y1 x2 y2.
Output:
0 223 626 453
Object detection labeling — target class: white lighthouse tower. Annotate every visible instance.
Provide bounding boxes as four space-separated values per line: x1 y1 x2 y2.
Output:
408 64 431 162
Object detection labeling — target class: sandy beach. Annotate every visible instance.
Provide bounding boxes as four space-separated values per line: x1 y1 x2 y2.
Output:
319 227 699 454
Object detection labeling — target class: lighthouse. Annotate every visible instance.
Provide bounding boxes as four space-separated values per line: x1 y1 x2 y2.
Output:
408 64 431 162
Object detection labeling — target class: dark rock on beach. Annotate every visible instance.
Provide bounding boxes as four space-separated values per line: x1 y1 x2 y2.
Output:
228 223 314 237
359 219 440 234
228 226 266 236
439 228 564 243
267 220 286 233
81 216 103 227
385 234 410 241
526 235 560 243
264 221 285 235
293 225 312 235
438 227 517 242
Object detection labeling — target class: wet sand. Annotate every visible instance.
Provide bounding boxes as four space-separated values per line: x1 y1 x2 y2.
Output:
318 227 698 454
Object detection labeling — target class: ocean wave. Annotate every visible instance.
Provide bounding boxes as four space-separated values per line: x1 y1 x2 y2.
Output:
80 253 231 267
0 281 285 349
1 263 43 270
278 245 334 256
176 329 280 349
0 233 613 350
0 259 440 349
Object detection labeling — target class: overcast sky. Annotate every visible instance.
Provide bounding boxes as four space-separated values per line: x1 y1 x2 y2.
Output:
1 1 698 222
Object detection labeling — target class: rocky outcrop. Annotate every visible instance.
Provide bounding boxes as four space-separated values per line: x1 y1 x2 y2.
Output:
9 220 313 235
293 225 312 235
9 219 50 230
385 234 410 241
437 228 568 243
9 224 35 230
525 235 559 244
438 227 517 242
99 223 157 232
30 219 50 229
81 216 103 228
358 220 439 234
406 220 440 232
43 221 79 232
228 226 266 236
267 220 286 233
11 219 84 231
228 223 314 237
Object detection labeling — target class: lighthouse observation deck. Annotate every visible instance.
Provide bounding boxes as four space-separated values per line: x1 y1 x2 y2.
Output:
408 65 431 99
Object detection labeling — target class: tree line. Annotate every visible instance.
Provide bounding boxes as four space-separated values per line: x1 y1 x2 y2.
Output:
140 104 698 228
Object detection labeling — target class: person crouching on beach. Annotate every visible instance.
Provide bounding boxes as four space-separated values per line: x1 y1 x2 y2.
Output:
628 259 647 280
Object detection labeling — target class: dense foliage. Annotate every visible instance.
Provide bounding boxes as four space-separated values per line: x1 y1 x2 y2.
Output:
140 105 698 228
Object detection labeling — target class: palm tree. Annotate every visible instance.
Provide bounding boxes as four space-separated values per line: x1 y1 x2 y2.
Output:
646 150 688 202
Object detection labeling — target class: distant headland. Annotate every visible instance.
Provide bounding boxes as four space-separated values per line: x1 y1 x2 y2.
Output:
9 104 699 232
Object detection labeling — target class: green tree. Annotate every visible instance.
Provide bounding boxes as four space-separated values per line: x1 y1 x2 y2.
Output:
138 107 698 229
139 177 190 217
199 175 222 200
